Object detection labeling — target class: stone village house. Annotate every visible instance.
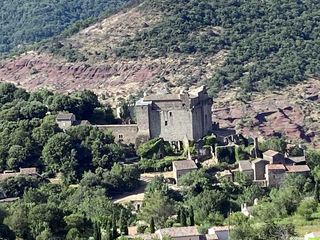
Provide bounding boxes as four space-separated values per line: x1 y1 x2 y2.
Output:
237 150 310 187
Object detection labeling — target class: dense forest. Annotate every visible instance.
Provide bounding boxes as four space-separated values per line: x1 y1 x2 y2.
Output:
116 0 320 95
0 0 131 54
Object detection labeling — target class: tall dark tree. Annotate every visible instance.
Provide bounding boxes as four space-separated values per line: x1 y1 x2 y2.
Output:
150 217 155 234
180 208 187 227
189 206 195 226
119 209 128 235
112 212 118 240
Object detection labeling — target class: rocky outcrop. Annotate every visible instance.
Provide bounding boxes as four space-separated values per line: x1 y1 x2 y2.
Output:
213 80 320 147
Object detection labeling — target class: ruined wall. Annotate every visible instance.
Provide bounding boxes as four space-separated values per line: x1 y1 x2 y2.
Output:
96 124 138 144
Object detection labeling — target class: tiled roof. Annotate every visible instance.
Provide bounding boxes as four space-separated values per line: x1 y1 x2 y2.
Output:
287 156 306 164
209 226 230 232
205 233 219 240
239 160 252 171
267 164 286 171
157 226 200 238
263 150 280 157
286 165 310 173
173 160 197 170
252 158 269 164
144 94 181 101
56 112 75 121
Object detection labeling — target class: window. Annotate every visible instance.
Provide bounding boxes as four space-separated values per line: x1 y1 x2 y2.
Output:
119 134 123 140
165 121 168 126
169 111 172 117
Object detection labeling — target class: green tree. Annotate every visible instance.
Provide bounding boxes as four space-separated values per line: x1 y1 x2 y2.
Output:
297 198 317 220
150 217 155 234
139 191 175 228
119 209 128 236
189 206 195 226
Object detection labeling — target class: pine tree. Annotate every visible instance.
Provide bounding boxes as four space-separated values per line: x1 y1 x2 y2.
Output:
189 206 195 226
150 217 155 233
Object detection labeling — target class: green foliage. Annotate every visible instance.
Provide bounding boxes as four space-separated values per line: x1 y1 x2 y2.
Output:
307 150 320 170
215 145 236 164
137 138 173 159
235 145 251 161
187 190 228 225
0 83 124 184
297 198 318 220
138 155 184 172
80 164 140 197
179 169 213 194
117 0 320 94
150 217 155 234
139 191 175 228
259 137 287 153
0 175 45 198
0 0 130 54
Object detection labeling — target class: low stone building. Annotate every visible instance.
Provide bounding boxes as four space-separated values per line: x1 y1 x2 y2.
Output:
262 150 285 164
0 167 39 181
130 226 230 240
172 160 198 185
156 226 201 240
237 150 310 187
56 112 76 130
265 164 286 187
95 124 139 145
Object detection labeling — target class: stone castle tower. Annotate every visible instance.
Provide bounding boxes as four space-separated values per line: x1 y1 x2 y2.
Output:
135 85 213 145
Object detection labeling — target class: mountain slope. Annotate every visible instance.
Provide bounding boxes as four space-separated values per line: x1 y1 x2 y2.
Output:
0 0 320 145
0 0 131 54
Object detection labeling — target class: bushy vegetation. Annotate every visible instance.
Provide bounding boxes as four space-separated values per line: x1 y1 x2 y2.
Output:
116 0 320 95
0 83 128 185
0 0 131 54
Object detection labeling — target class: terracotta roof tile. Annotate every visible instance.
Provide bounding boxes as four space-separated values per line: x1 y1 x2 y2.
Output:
158 226 200 237
286 165 310 173
267 164 286 171
173 160 197 170
263 150 280 157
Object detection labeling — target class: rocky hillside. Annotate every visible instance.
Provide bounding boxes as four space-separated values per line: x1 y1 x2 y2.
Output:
0 0 319 145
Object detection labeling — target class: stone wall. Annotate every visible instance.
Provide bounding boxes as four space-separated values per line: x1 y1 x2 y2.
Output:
96 124 139 144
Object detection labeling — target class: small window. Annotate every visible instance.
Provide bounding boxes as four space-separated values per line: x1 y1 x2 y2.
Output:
165 121 168 126
119 134 123 139
169 112 172 117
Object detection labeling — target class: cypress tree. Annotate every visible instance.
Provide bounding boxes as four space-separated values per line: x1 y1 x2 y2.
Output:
150 217 155 233
112 212 118 239
119 209 128 235
315 180 320 203
180 208 187 227
93 222 101 240
189 206 195 226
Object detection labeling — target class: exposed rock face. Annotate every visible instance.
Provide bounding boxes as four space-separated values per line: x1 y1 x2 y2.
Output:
213 79 320 147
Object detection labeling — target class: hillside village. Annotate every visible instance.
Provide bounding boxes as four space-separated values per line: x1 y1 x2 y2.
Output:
0 84 319 239
0 0 320 239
